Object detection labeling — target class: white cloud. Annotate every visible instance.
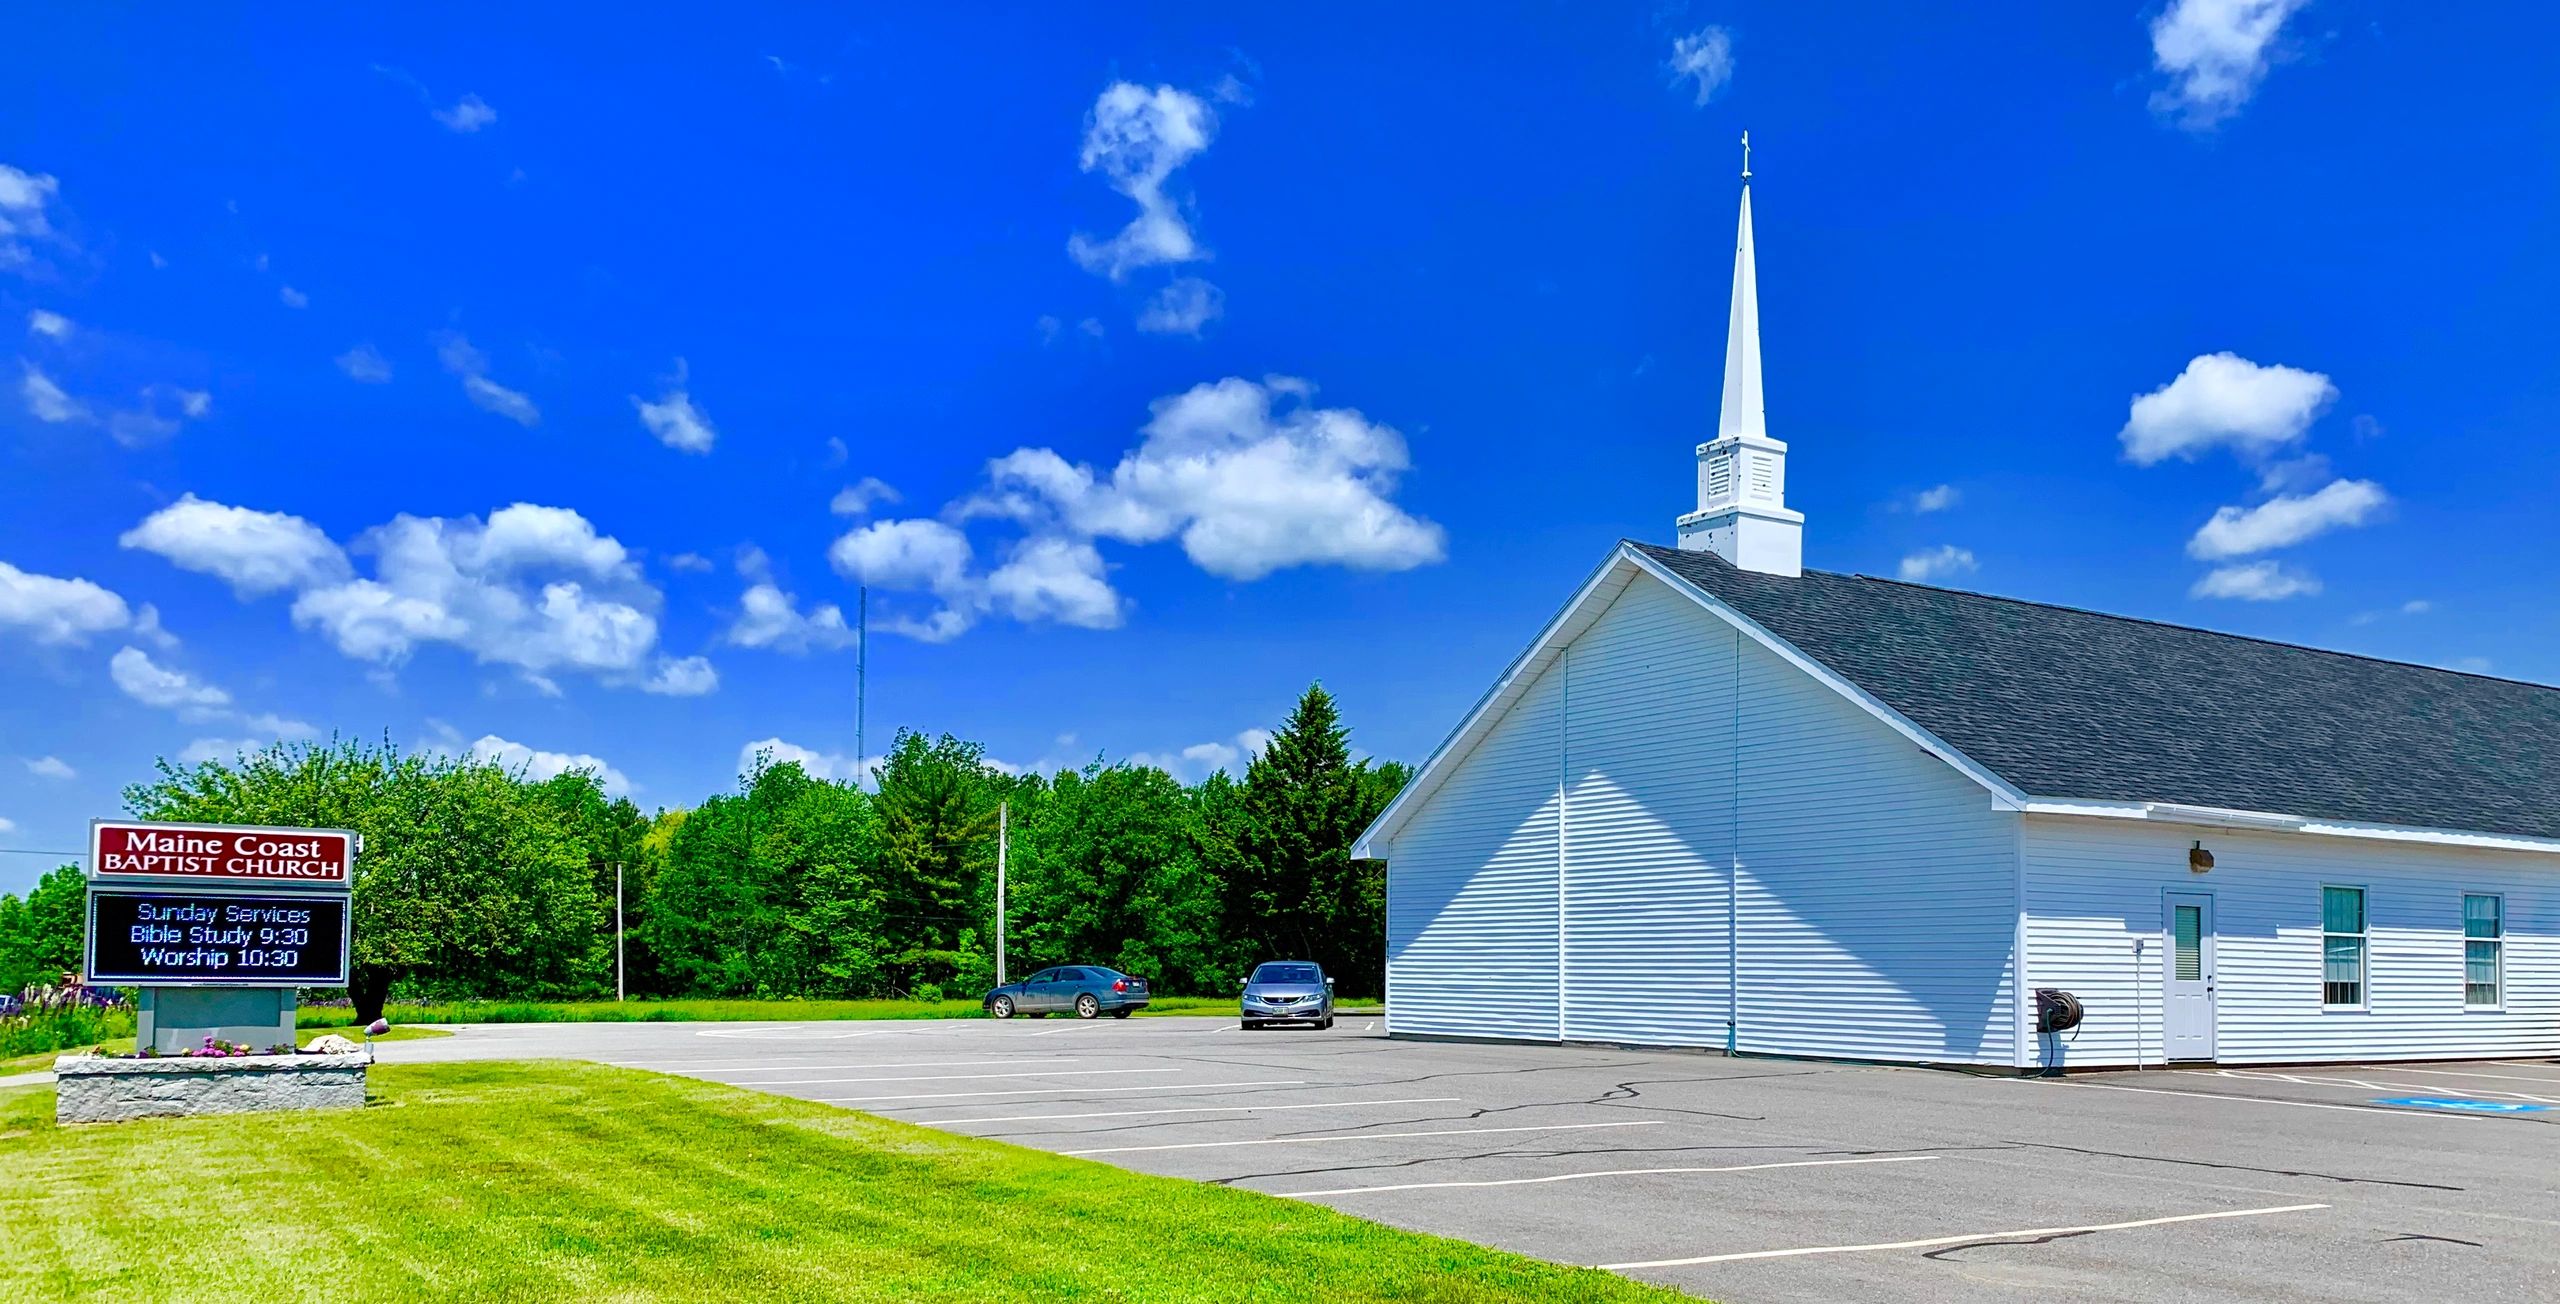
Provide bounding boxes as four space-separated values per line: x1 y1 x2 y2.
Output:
848 377 1443 640
242 713 317 739
336 344 393 383
738 737 871 786
965 376 1445 582
0 560 130 645
1668 26 1736 105
433 94 497 133
1130 727 1274 780
437 333 540 426
642 655 718 697
131 602 180 650
20 362 86 423
632 360 716 453
1067 83 1217 280
1897 545 1980 583
727 583 858 653
2187 478 2388 560
0 816 16 835
26 309 70 339
110 646 232 714
2149 0 2308 129
1910 484 1960 514
120 493 353 596
2119 352 2335 465
985 536 1123 629
2253 452 2333 495
123 496 688 695
2191 560 2320 601
2402 598 2432 615
278 285 309 309
0 162 63 268
666 552 715 574
1136 277 1224 336
830 478 900 517
25 756 74 780
467 734 631 796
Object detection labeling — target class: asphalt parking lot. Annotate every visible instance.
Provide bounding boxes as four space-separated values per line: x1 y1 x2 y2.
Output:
381 1017 2560 1303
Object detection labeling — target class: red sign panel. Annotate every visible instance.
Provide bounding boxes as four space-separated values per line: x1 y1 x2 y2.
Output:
89 821 356 891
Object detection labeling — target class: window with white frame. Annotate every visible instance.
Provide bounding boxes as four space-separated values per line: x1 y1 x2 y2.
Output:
2464 894 2503 1008
2322 886 2367 1008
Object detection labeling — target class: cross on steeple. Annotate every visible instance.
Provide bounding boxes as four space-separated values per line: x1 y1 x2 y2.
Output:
1740 130 1751 181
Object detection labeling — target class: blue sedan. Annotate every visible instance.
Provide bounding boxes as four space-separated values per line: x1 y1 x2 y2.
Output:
983 966 1151 1020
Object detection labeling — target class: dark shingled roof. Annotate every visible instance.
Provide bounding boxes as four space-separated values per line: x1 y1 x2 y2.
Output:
1631 541 2560 842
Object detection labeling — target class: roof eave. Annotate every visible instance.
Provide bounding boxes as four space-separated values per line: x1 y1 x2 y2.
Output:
2022 797 2560 858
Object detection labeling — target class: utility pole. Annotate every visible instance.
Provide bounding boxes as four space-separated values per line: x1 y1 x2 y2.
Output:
995 801 1008 987
856 585 867 785
615 861 625 1003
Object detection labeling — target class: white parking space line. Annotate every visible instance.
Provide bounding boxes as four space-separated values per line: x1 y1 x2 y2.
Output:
2221 1068 2560 1105
696 1028 884 1040
915 1097 1464 1126
1063 1120 1661 1157
618 1058 1067 1073
822 1078 1309 1105
1599 1202 2331 1270
1280 1154 1938 1199
2066 1081 2489 1117
2389 1066 2560 1087
719 1067 1177 1088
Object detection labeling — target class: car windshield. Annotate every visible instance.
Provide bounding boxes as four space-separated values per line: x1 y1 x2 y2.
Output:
1252 964 1321 984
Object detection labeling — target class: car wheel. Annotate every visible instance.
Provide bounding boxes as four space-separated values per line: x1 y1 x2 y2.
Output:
1241 1019 1261 1030
990 995 1015 1019
1320 1016 1334 1030
1076 994 1101 1020
1110 1008 1133 1019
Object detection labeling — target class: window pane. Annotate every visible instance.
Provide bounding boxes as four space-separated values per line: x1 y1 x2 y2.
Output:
2467 940 2500 1006
2173 906 2203 981
2323 936 2364 1005
2323 886 2364 934
2464 895 2501 939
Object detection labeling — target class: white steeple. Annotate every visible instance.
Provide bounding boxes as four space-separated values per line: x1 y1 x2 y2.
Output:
1678 131 1803 576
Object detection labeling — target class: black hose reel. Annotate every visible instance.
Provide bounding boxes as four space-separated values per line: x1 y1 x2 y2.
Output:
2035 988 2084 1035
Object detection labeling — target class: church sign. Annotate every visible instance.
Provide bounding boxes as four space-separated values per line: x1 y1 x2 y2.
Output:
89 819 357 890
84 888 352 987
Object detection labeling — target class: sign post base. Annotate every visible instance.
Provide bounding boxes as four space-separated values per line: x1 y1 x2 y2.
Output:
137 986 297 1054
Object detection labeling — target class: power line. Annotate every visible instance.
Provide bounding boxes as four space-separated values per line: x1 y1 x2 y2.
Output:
0 848 86 859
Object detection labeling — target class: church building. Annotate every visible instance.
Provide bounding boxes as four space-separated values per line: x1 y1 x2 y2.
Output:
1353 160 2559 1070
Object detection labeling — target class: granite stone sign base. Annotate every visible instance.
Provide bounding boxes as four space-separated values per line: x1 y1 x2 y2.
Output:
54 1053 367 1125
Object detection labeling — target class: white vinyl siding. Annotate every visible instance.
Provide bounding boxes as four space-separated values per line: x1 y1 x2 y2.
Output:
2023 817 2560 1066
1727 627 2020 1067
1559 579 1735 1047
1384 569 2021 1066
1384 661 1563 1041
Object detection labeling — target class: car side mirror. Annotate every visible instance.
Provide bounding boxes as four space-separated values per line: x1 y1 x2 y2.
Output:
1237 977 1248 989
1325 977 1336 986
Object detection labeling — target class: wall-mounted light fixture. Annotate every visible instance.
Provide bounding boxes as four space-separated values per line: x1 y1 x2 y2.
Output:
2188 841 2215 874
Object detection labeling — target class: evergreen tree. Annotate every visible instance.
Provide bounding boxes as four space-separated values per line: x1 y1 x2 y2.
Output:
1220 684 1405 993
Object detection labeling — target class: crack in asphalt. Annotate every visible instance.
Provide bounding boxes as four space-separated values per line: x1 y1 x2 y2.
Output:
2005 1140 2464 1192
1920 1227 2103 1261
1206 1140 1870 1187
2380 1232 2483 1247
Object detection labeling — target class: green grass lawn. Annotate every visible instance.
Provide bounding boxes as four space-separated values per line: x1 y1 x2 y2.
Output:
0 1062 1679 1303
0 1025 450 1078
297 994 1380 1028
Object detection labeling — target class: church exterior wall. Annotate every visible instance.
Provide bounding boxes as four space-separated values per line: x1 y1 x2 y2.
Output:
2022 815 2560 1067
1382 570 2024 1067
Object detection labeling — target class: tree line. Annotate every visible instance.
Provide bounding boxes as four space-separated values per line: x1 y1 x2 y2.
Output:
0 685 1406 1019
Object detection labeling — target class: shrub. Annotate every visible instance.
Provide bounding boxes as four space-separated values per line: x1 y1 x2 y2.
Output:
1 985 137 1058
911 982 943 1005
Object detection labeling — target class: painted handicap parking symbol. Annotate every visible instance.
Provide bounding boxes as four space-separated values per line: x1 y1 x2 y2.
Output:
2373 1097 2551 1114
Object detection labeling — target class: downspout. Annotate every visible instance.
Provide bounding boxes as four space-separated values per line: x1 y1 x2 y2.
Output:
1728 625 1742 1055
1556 646 1570 1043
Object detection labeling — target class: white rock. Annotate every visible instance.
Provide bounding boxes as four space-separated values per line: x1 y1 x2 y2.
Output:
304 1034 362 1055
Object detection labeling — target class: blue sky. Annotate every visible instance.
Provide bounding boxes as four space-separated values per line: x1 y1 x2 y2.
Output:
5 3 2557 891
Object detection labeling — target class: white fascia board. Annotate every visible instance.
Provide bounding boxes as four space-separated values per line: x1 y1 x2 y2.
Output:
1350 548 1640 860
1620 546 2030 812
2019 799 2560 859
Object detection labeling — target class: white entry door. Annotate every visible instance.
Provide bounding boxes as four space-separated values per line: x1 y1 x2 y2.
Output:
2162 892 2217 1061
